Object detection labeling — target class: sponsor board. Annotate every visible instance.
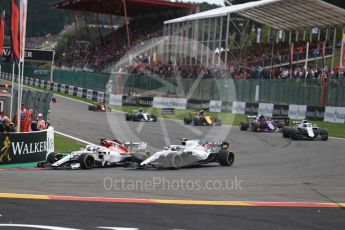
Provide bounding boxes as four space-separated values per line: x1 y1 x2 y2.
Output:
161 108 176 115
221 101 233 112
306 106 325 121
153 97 187 109
232 101 246 114
209 100 222 113
35 79 39 87
187 99 210 110
29 78 34 85
60 84 66 93
109 94 122 106
273 104 289 116
53 83 58 92
24 77 29 85
258 103 274 117
324 107 345 123
68 86 74 95
245 103 259 116
87 89 93 100
97 92 104 102
0 128 54 165
77 88 83 97
288 104 307 120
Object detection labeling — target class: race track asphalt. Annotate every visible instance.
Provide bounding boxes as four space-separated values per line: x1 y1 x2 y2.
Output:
0 94 345 229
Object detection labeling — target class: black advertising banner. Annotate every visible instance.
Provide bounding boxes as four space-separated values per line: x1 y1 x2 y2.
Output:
0 130 53 165
273 104 289 116
122 96 154 107
2 47 54 62
245 103 259 115
187 99 210 110
306 106 325 121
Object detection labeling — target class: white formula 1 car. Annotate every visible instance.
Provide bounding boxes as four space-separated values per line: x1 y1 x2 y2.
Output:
282 120 328 141
39 139 147 169
131 139 235 169
125 109 157 122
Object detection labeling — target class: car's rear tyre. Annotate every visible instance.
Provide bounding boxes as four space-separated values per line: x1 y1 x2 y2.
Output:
151 115 158 122
252 122 259 132
214 118 222 126
78 153 95 169
47 152 62 164
125 114 133 121
184 117 192 125
193 117 201 126
282 126 292 138
291 128 299 140
240 120 249 131
320 129 328 141
217 150 235 166
171 154 183 169
88 105 93 111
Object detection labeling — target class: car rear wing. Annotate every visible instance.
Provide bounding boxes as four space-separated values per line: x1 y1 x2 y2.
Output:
124 142 147 151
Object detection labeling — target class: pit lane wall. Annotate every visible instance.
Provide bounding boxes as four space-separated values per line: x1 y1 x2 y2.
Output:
0 73 344 124
0 127 54 165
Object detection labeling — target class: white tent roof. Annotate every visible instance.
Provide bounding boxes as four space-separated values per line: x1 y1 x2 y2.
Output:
164 0 345 30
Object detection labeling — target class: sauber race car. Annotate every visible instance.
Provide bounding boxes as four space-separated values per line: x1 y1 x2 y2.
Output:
88 102 112 112
125 109 158 122
184 110 222 126
240 115 289 132
38 139 147 169
131 139 234 169
282 120 328 141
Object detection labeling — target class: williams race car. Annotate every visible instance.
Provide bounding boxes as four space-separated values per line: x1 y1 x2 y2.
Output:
282 120 328 141
240 115 289 132
125 109 158 122
184 110 222 126
131 139 234 169
88 102 112 112
39 139 147 169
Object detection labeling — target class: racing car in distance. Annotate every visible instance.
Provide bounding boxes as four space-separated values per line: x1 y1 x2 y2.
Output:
125 109 158 122
0 82 11 88
184 110 222 126
39 139 147 169
88 102 112 112
282 120 328 141
240 115 289 132
131 139 234 169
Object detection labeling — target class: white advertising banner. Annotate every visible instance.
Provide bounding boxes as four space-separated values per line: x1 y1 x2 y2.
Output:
232 101 246 114
68 86 74 95
258 103 274 117
97 92 104 102
109 94 123 106
153 97 187 109
324 107 345 123
288 104 307 120
87 90 93 100
209 100 222 113
77 88 83 97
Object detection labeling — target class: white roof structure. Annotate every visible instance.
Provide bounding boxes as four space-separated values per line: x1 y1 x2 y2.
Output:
164 0 345 30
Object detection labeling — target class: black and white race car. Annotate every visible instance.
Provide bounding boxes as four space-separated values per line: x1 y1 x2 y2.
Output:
282 120 328 141
125 109 158 122
131 139 234 169
39 140 147 169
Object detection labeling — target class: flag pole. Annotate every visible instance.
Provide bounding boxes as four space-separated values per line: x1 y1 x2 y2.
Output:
16 61 21 132
9 62 15 120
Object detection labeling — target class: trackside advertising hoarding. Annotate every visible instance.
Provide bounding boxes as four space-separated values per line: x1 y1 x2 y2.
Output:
153 97 187 109
0 128 54 165
324 107 345 123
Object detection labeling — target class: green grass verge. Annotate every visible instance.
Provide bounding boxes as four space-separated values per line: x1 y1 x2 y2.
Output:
55 134 85 153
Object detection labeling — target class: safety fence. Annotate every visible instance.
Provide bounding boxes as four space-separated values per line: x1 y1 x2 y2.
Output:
0 63 110 92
